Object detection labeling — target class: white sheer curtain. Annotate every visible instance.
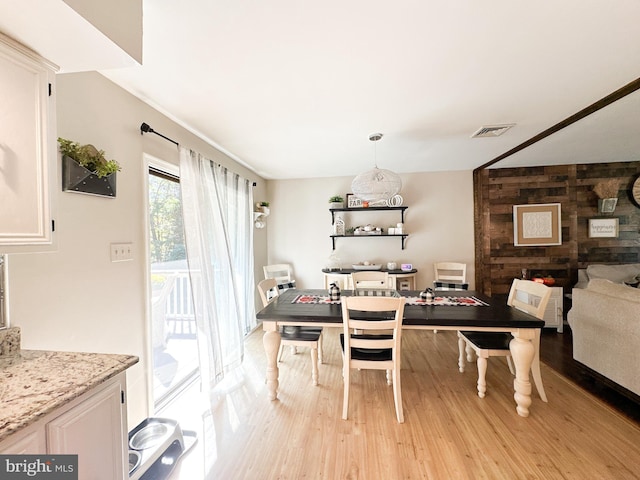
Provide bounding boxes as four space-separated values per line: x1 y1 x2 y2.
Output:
179 147 256 391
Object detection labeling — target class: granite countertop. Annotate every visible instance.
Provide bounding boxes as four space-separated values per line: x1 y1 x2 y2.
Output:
0 349 139 442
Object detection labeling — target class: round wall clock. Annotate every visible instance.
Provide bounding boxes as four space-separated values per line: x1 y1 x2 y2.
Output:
633 177 640 206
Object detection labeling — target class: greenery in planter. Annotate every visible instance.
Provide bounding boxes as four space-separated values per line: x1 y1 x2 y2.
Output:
57 137 121 178
329 195 344 203
593 179 620 199
259 201 270 207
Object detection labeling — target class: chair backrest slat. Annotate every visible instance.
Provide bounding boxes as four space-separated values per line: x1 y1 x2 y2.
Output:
341 296 405 349
506 279 552 320
257 278 279 307
263 264 293 284
351 271 391 289
434 262 467 283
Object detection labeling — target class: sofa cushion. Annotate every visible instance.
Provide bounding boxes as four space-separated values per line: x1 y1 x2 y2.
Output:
587 278 640 303
575 269 590 289
586 263 640 284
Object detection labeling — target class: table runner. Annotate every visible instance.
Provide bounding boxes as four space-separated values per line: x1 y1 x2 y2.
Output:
291 294 340 304
405 296 489 306
292 294 488 306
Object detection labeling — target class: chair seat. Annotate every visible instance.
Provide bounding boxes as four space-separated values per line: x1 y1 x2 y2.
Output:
281 326 322 342
459 331 512 350
339 334 393 361
281 325 322 334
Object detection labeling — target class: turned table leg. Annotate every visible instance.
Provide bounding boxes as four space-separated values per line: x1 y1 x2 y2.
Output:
510 330 535 417
263 321 281 401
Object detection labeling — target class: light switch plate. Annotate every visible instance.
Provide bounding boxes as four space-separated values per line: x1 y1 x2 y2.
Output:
110 243 133 262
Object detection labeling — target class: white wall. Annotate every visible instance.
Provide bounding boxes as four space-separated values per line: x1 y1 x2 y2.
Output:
7 71 267 427
265 171 475 291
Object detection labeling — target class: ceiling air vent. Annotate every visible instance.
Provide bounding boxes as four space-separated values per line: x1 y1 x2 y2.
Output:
471 124 515 138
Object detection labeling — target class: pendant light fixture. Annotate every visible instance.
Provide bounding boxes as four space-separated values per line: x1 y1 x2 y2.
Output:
351 133 402 203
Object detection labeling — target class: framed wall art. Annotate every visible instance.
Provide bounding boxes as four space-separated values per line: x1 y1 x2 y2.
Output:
346 193 362 208
513 203 562 246
588 217 619 238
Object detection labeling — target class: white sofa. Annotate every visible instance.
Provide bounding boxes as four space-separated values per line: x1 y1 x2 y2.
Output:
568 275 640 396
574 263 640 289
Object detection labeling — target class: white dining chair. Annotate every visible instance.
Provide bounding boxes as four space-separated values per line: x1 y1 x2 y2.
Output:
433 262 467 333
340 295 406 423
351 271 391 290
434 262 467 284
263 263 296 291
457 279 552 401
257 278 322 385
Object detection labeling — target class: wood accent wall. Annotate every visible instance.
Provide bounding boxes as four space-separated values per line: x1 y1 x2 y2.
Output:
474 161 640 296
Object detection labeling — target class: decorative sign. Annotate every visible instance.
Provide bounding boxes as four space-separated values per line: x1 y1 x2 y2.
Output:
346 193 362 208
589 218 619 238
513 203 562 246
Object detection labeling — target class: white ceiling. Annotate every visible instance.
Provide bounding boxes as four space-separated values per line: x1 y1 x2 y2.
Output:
9 1 640 179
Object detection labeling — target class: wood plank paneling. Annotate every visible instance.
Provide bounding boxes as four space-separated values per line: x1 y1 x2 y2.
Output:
475 161 640 296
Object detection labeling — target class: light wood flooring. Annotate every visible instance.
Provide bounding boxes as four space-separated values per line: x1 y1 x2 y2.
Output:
163 327 640 479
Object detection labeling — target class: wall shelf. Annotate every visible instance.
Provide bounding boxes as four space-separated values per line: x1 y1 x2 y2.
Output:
329 206 408 250
330 233 409 250
330 206 408 224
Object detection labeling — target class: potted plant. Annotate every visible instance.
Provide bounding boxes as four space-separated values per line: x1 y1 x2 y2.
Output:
58 137 121 197
329 195 344 209
257 201 270 215
593 179 620 214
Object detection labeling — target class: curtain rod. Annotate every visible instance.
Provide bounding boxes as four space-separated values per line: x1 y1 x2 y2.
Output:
141 121 258 186
140 122 179 147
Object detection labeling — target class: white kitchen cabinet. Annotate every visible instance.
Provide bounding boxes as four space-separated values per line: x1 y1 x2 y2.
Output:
48 374 128 480
0 373 129 480
0 32 57 252
0 423 46 454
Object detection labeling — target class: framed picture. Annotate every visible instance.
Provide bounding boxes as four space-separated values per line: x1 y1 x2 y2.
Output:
513 203 562 246
589 217 619 238
346 193 362 208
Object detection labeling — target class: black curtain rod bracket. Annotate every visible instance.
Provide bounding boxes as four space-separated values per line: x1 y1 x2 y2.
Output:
140 122 179 147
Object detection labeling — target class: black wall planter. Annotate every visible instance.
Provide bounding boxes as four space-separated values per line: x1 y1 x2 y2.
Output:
62 155 117 197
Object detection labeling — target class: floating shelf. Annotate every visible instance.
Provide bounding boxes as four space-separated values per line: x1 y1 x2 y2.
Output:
330 206 408 224
329 206 409 249
330 233 409 250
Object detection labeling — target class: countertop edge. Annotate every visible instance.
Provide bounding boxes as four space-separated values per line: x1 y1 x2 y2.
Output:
0 350 139 443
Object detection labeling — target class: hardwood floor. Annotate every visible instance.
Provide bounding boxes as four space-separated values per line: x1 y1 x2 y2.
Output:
162 326 640 479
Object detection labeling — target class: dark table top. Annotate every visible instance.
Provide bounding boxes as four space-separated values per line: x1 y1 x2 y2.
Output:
257 289 544 329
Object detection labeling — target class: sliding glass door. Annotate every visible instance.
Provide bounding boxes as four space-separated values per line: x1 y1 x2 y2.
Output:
148 167 198 409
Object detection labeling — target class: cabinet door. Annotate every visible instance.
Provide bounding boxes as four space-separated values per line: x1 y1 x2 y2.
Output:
0 422 46 454
0 34 57 250
47 378 127 480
